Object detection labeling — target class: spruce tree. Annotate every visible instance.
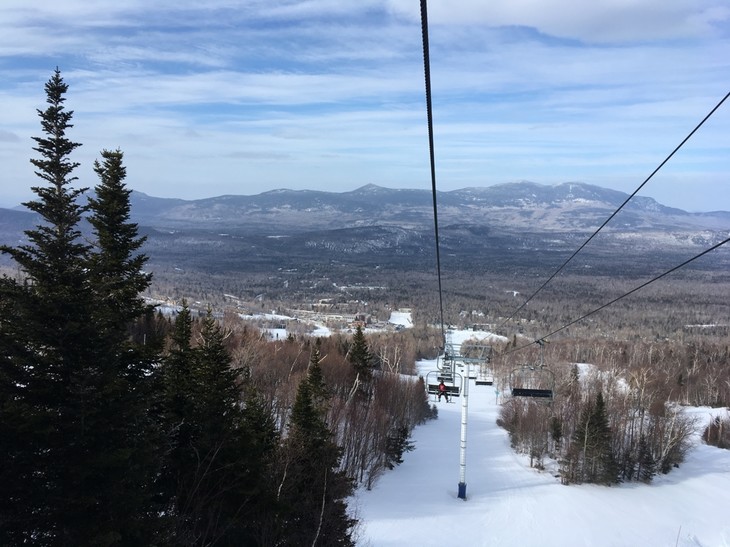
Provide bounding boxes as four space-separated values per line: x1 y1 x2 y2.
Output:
385 425 415 469
0 276 40 545
88 148 152 330
194 308 240 428
276 366 356 546
163 301 195 420
0 68 99 544
572 392 617 485
637 434 656 483
238 367 281 546
349 324 374 398
2 69 88 284
0 68 164 544
591 391 618 484
85 147 164 541
160 302 197 535
308 338 329 407
162 307 281 545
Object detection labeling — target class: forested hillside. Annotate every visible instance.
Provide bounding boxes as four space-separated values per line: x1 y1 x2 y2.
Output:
0 70 433 546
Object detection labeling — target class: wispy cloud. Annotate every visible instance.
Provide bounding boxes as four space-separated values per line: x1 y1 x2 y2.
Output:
388 0 730 42
0 1 727 211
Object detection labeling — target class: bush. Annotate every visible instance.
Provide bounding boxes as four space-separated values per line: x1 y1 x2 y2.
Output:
702 414 730 449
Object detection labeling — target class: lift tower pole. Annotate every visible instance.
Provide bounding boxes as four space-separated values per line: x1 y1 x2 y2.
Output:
458 358 469 500
455 342 491 500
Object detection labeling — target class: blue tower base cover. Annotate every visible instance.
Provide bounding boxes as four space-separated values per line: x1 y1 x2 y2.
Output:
457 482 467 499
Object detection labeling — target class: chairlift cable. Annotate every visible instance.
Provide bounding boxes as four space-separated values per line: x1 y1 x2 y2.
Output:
503 235 730 356
420 0 447 348
498 91 730 331
420 0 471 501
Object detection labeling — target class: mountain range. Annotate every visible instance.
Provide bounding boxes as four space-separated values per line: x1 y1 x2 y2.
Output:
2 182 729 276
126 181 730 233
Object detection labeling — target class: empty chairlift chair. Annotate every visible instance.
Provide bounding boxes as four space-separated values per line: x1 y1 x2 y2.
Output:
509 364 555 399
475 363 494 386
458 343 492 384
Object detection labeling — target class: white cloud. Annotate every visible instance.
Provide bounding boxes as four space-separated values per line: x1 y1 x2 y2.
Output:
0 1 727 210
387 0 730 43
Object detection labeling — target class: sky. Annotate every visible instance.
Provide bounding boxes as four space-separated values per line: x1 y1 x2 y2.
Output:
1 1 729 211
354 325 730 547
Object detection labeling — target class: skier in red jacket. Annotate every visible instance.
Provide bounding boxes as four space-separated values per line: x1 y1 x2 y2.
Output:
438 380 450 403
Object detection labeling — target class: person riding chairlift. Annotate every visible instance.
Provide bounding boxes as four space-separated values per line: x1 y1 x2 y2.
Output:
438 380 450 403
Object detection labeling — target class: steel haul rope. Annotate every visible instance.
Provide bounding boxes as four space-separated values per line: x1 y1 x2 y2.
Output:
420 0 446 348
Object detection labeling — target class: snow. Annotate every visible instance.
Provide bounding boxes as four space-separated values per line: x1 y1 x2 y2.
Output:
353 330 730 547
239 312 293 321
264 328 287 340
311 324 332 337
388 310 413 328
241 310 412 338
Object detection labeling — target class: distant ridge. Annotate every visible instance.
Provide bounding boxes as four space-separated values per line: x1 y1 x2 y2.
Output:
121 181 729 233
3 181 728 276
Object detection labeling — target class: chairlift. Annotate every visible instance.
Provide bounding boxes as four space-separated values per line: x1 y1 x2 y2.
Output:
509 364 555 399
458 343 492 382
426 351 463 398
426 370 462 398
475 363 494 386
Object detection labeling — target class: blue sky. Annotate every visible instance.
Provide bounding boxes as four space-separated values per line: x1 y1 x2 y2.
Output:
1 0 728 211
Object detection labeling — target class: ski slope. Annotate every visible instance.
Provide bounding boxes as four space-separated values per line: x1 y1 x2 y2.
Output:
353 331 730 547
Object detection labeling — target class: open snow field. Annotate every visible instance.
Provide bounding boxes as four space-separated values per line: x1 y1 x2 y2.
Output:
353 331 730 547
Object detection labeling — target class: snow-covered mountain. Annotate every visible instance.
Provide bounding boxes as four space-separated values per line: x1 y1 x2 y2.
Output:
2 182 728 276
124 181 729 234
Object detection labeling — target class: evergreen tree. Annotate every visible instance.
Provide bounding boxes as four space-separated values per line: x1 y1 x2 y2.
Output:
162 307 281 545
349 324 373 397
636 434 656 483
0 68 163 544
194 308 240 430
88 148 152 330
84 147 164 541
237 367 281 546
308 338 329 408
550 415 563 451
276 368 356 546
0 276 41 544
2 70 88 296
385 425 415 469
163 302 196 421
160 302 198 538
0 68 101 544
572 392 618 485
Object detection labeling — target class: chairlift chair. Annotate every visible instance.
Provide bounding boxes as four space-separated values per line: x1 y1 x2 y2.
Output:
509 364 555 399
426 370 462 398
475 364 494 386
458 343 492 382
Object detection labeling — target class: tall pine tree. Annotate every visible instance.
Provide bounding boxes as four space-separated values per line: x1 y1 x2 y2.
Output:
88 148 152 330
161 307 281 545
348 324 374 399
572 391 618 485
275 365 356 546
0 68 102 544
0 69 164 545
84 147 164 542
160 301 197 539
307 338 329 408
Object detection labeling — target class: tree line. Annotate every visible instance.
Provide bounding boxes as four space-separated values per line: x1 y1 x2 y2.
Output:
494 334 728 486
0 70 432 546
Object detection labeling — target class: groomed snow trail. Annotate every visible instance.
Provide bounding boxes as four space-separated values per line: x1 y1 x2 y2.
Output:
353 354 730 547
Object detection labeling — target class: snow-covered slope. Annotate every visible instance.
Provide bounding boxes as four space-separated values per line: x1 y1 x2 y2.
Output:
353 332 730 547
